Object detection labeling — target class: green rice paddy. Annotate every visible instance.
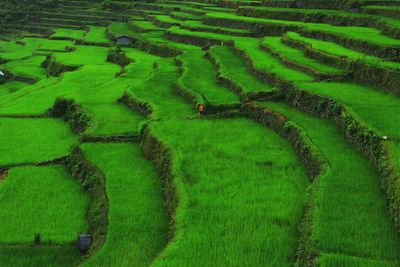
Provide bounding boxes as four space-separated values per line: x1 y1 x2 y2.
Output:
1 0 400 266
0 165 89 244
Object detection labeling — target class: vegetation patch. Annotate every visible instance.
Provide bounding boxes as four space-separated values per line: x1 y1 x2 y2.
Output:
48 97 93 134
65 146 108 259
0 165 89 244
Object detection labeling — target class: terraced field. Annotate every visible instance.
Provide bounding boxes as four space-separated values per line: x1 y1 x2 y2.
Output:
1 0 400 266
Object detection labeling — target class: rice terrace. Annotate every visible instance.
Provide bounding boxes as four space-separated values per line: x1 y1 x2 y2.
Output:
2 0 400 266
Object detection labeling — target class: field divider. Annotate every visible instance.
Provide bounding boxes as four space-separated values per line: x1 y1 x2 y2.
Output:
66 146 108 263
259 39 351 82
1 69 38 85
41 55 81 77
205 46 279 101
0 114 47 118
282 32 400 95
237 6 400 39
119 90 154 118
174 56 205 106
0 155 67 171
79 134 139 143
234 40 400 238
174 54 242 114
242 101 330 265
282 84 400 233
164 28 234 47
299 27 400 59
48 97 93 134
140 124 188 263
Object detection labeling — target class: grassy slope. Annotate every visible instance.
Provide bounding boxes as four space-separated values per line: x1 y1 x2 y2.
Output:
237 37 400 139
108 22 137 36
0 118 77 166
206 12 400 47
0 165 88 243
261 36 345 74
0 245 81 267
0 81 28 96
209 45 274 92
81 143 168 267
235 38 314 82
152 118 309 266
180 48 240 104
286 32 400 70
263 101 400 265
84 102 144 136
130 57 194 119
83 26 109 43
50 28 86 40
0 44 148 136
4 56 47 79
295 81 400 138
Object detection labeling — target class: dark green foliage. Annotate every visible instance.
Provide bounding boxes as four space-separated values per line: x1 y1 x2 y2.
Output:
106 51 131 67
41 55 80 77
48 97 93 134
65 147 108 259
102 1 134 11
0 0 59 25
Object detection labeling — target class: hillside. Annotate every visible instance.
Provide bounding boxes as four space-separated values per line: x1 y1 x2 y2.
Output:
1 0 400 266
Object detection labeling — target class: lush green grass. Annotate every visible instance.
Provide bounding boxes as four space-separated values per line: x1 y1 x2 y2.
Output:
83 26 109 43
235 38 314 82
130 57 195 118
209 45 274 92
0 118 77 166
131 20 165 31
123 47 158 79
151 117 309 266
263 101 400 265
152 15 182 25
171 11 201 20
0 245 81 267
81 143 168 267
0 38 43 60
54 45 109 65
0 63 118 115
205 12 400 46
4 55 47 79
261 36 345 74
167 26 236 43
296 81 400 138
38 39 75 51
0 81 27 96
236 37 400 140
84 103 144 136
0 165 88 243
179 48 240 104
2 3 400 265
0 78 60 109
286 32 400 70
108 22 136 36
50 28 86 40
180 20 253 35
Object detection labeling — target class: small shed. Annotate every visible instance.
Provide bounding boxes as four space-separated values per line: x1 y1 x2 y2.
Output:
77 233 91 253
116 35 132 46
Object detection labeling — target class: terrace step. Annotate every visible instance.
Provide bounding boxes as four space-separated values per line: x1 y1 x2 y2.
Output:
362 5 400 19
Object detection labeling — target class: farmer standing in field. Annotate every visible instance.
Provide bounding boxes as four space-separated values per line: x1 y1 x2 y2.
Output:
198 103 204 115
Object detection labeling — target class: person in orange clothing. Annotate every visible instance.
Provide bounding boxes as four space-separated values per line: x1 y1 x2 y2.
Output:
198 103 204 115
